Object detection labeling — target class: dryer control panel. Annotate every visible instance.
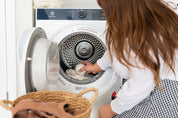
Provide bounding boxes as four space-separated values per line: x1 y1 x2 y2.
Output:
37 9 106 20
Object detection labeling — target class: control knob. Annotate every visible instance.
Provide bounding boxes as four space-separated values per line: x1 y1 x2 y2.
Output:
78 10 86 18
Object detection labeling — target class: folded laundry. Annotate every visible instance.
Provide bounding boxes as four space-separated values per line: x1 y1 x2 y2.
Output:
12 99 83 118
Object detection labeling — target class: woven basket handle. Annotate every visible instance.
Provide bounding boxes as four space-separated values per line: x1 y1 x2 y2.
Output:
78 87 98 104
0 100 14 111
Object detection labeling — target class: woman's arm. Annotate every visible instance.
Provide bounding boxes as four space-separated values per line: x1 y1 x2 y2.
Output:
97 50 112 70
110 67 155 114
99 104 117 118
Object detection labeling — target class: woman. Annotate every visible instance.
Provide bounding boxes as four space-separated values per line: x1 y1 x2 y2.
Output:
79 0 178 118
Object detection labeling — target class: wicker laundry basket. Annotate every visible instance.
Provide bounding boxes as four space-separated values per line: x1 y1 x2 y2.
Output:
0 87 98 118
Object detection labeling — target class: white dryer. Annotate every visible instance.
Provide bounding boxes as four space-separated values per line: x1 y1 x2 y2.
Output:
18 9 122 118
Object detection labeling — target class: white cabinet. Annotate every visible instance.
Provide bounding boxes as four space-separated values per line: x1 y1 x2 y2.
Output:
0 0 16 117
0 0 9 117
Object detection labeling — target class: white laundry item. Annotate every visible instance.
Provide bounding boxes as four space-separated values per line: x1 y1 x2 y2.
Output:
75 64 86 75
66 69 89 80
33 0 63 8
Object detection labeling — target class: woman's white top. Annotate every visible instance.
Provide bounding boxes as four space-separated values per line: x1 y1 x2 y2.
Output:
97 50 178 114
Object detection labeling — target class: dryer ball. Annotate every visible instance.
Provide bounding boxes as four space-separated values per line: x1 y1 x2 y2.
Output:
75 64 86 75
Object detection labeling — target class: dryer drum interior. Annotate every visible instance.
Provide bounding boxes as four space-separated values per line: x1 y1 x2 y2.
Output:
58 32 106 84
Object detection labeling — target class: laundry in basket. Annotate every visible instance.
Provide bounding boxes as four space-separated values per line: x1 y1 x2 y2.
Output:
0 87 98 118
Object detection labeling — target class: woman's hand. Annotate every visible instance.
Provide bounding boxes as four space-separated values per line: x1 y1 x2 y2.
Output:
99 104 117 118
79 61 103 74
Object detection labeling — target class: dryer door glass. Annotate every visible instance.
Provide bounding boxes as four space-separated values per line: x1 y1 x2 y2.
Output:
46 42 60 83
31 38 60 91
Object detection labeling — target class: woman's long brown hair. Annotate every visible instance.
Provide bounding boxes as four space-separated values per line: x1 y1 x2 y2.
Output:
97 0 178 89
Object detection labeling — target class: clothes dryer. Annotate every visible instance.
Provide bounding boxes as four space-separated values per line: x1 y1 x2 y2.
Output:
18 9 122 118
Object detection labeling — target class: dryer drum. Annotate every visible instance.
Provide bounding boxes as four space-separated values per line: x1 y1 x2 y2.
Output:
59 32 106 84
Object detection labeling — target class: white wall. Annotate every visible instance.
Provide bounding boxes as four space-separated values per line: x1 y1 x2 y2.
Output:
0 0 8 117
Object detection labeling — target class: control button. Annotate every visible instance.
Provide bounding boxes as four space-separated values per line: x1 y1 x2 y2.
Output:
78 10 86 18
100 11 106 19
111 91 117 100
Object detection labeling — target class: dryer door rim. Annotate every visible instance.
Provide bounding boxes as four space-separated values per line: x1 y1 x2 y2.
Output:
18 27 60 93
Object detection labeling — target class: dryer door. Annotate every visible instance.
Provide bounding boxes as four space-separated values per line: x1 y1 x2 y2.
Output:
18 27 60 94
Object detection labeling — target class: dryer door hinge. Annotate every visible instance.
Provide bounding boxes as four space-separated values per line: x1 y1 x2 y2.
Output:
6 92 9 100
